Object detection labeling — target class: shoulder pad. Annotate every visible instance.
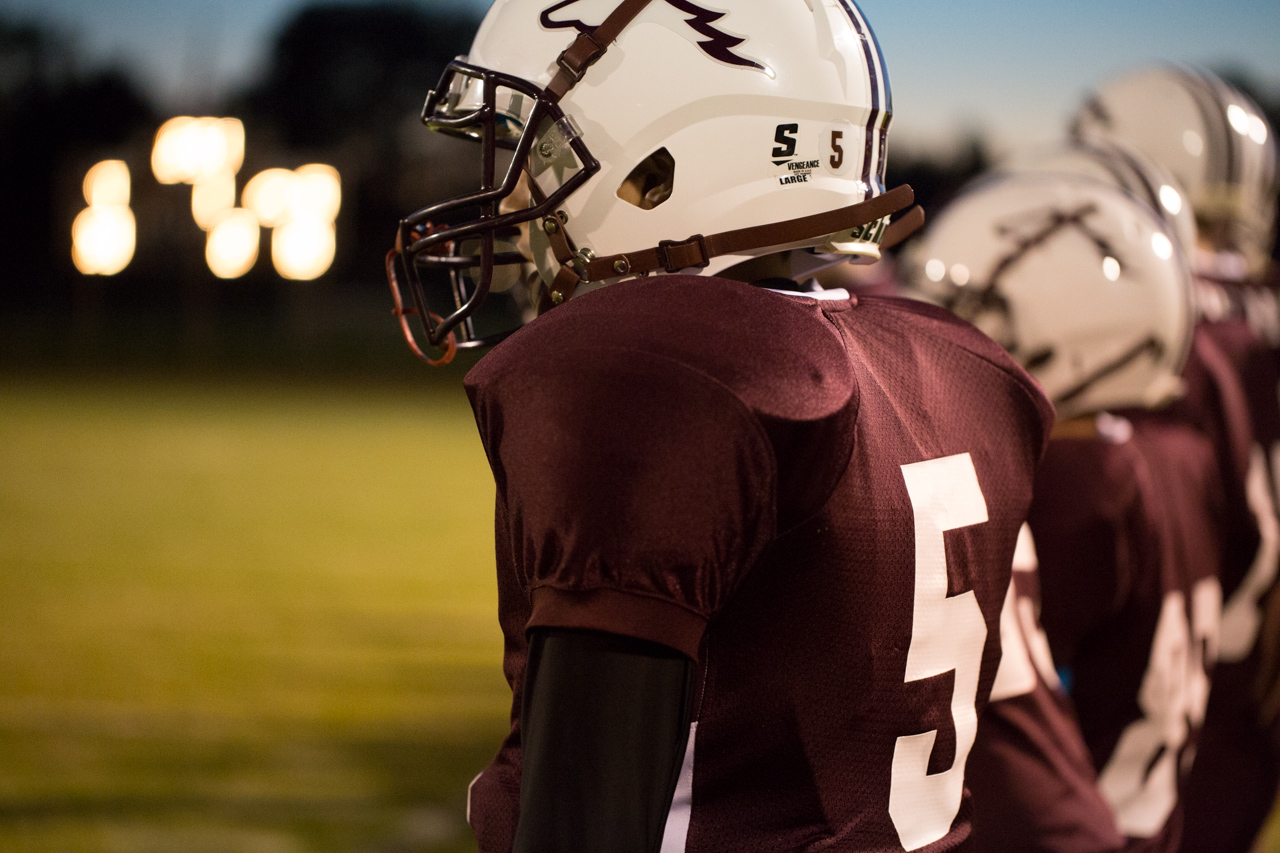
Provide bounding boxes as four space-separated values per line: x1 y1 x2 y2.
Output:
859 295 1057 449
468 275 855 425
868 295 1046 382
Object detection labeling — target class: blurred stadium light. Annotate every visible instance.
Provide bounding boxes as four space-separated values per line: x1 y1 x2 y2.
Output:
243 163 341 280
71 160 136 275
192 169 237 230
242 167 296 227
273 217 337 280
289 164 342 222
151 117 245 185
206 209 261 279
152 117 247 273
150 118 341 279
83 159 131 207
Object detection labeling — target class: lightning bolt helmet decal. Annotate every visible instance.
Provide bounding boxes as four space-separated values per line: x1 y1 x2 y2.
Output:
540 0 763 70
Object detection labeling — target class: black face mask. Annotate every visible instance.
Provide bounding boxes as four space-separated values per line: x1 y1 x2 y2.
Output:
387 58 601 362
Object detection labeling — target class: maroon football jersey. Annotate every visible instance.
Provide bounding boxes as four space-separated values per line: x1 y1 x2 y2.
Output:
1030 415 1224 852
968 524 1124 853
1174 320 1280 853
463 275 1053 852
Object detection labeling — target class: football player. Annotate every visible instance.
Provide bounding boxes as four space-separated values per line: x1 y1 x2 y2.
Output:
905 170 1221 851
965 522 1125 853
386 2 1054 850
1075 67 1280 853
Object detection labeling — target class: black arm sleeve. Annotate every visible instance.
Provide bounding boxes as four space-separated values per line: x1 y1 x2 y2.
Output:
512 629 695 853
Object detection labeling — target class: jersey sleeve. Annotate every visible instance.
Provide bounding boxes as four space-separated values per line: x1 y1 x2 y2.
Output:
468 344 778 659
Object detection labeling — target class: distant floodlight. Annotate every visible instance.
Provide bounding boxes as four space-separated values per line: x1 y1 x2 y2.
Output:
152 116 245 185
215 118 245 176
272 216 335 280
288 164 342 222
152 116 195 184
74 160 135 275
924 258 946 283
244 162 341 279
949 263 970 286
192 170 237 231
1158 185 1182 216
72 205 135 275
83 160 130 207
206 209 260 278
243 168 296 228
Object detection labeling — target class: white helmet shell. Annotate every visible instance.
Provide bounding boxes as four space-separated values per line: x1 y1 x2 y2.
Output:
1000 140 1198 260
903 173 1194 421
466 0 895 281
1073 66 1277 279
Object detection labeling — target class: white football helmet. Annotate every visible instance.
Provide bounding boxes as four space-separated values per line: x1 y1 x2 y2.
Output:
387 0 920 362
1073 66 1277 280
903 173 1194 421
1000 140 1197 260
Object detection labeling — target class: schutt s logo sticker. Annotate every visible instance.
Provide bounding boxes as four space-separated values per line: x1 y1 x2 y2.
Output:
772 122 818 185
540 0 764 71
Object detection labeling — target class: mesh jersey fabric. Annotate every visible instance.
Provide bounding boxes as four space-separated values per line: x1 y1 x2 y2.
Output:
463 275 1053 853
968 537 1124 853
1030 418 1225 853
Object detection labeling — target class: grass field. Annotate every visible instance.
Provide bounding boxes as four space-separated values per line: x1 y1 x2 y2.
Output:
0 375 509 852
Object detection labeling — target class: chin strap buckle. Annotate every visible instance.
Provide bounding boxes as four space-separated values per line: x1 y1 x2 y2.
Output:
555 32 607 86
655 234 710 273
543 0 656 102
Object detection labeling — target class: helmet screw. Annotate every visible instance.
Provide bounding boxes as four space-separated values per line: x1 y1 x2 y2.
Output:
557 210 569 223
542 218 559 235
613 258 630 275
539 141 555 157
549 289 565 305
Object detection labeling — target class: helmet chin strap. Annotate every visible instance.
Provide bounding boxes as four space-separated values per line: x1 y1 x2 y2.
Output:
529 179 921 311
542 0 657 104
581 185 918 280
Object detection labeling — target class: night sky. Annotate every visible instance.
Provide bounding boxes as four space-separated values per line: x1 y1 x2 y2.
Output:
6 0 1279 153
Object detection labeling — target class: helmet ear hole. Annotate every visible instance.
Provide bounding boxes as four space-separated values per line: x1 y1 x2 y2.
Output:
616 148 675 211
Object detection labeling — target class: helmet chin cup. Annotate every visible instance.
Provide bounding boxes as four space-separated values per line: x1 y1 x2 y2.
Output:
817 215 892 263
386 247 464 365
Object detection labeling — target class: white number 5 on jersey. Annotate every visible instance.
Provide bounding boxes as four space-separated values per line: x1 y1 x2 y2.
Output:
890 454 990 851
